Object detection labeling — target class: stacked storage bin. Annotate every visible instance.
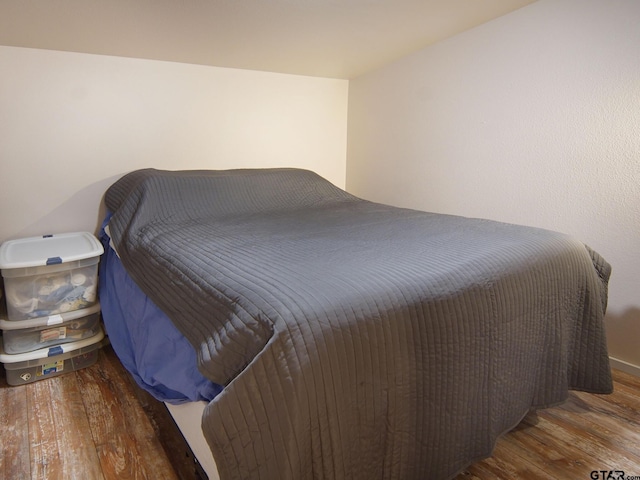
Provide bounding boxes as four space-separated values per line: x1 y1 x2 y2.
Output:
0 232 105 385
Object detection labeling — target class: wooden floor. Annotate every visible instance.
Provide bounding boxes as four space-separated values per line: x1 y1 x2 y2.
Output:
0 342 199 480
1 343 639 480
456 370 640 480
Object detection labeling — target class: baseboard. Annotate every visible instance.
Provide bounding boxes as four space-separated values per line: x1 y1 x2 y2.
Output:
609 356 640 378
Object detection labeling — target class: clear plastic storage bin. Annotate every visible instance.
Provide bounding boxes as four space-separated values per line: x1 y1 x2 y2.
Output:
0 232 103 320
0 303 102 354
0 327 105 385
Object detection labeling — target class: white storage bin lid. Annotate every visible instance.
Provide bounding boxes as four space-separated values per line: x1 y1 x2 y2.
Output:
0 232 104 269
0 326 105 363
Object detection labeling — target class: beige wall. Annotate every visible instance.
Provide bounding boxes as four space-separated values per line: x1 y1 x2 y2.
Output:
1 1 638 373
347 0 640 371
0 46 348 243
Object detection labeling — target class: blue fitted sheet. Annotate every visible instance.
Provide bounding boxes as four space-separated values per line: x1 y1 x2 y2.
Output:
98 216 222 404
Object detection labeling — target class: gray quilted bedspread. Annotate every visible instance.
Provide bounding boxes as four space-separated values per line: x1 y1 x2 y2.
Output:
105 168 612 480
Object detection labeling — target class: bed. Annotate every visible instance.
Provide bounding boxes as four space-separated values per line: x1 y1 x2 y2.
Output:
99 167 613 480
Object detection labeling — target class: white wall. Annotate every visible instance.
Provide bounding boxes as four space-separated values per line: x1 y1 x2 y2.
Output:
347 0 640 370
0 46 348 243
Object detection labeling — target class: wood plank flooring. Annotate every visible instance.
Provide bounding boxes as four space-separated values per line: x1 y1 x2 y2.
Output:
0 342 197 480
456 369 640 480
1 342 639 480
